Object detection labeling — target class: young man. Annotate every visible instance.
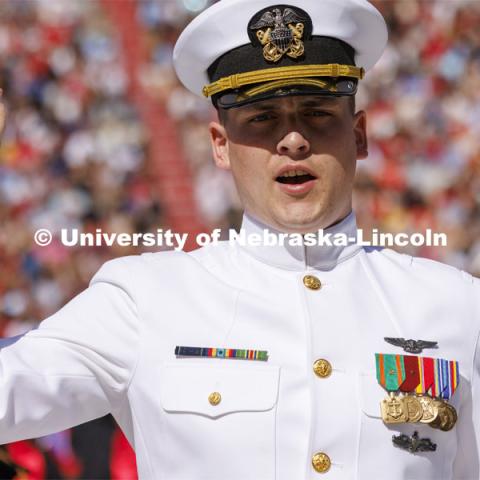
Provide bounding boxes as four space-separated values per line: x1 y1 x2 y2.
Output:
0 0 479 479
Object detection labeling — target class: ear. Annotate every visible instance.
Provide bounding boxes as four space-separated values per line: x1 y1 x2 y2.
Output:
209 121 231 170
353 110 368 160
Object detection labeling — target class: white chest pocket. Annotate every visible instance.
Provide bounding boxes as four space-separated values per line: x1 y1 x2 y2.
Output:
357 372 458 480
158 362 280 480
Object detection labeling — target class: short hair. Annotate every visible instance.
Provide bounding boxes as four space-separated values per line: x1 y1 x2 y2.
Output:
218 96 356 125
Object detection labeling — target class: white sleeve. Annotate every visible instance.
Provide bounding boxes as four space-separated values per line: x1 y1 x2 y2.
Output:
452 277 480 479
0 257 140 444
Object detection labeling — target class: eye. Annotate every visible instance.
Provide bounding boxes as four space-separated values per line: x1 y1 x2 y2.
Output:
305 110 331 117
248 113 276 123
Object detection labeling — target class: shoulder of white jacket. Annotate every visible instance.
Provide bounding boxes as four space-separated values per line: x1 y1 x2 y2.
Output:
89 245 227 285
186 241 231 264
372 247 479 289
90 251 188 285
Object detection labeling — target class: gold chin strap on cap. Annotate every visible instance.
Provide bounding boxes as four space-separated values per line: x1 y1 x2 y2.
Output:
202 63 364 98
241 78 336 98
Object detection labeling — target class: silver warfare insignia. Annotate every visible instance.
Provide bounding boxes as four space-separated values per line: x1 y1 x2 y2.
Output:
384 337 438 354
250 7 307 62
392 431 437 453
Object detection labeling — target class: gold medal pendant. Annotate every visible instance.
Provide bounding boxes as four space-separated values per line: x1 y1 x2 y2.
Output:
417 395 440 424
403 395 423 423
439 403 457 431
381 393 408 424
430 401 458 431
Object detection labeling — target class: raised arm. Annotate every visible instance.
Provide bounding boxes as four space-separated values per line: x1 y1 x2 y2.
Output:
0 258 140 444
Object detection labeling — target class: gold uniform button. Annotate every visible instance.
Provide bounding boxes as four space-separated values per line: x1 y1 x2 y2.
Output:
312 452 331 473
208 392 222 406
313 359 332 378
303 275 322 290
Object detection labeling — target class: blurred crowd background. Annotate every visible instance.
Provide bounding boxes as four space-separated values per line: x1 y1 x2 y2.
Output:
0 0 479 478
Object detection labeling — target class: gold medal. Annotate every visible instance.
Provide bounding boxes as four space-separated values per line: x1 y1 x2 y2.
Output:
439 403 457 431
418 395 439 424
381 393 408 424
430 402 457 431
403 395 423 423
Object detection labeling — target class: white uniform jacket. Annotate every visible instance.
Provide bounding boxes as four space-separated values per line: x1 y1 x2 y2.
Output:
0 212 479 480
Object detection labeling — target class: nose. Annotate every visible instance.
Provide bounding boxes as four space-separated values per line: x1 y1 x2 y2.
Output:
277 131 311 158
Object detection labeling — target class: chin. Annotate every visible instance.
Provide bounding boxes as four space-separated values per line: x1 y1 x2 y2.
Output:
273 195 351 232
272 211 326 233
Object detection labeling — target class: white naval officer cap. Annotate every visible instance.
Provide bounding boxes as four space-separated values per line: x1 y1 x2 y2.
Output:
174 0 388 109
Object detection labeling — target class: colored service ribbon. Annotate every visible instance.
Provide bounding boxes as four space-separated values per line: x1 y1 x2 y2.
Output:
376 353 406 391
399 355 420 392
175 346 269 361
375 354 459 400
415 356 459 400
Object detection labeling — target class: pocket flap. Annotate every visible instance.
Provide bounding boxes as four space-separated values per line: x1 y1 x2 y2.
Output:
160 363 280 418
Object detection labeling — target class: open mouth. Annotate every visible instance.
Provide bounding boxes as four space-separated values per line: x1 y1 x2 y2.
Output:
276 170 317 185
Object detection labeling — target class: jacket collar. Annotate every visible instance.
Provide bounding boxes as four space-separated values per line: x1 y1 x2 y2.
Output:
237 211 362 271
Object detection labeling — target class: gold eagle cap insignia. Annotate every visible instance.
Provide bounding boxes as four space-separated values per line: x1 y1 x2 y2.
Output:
250 7 307 63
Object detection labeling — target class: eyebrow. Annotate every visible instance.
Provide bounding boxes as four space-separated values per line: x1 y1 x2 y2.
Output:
298 97 340 107
240 103 278 113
